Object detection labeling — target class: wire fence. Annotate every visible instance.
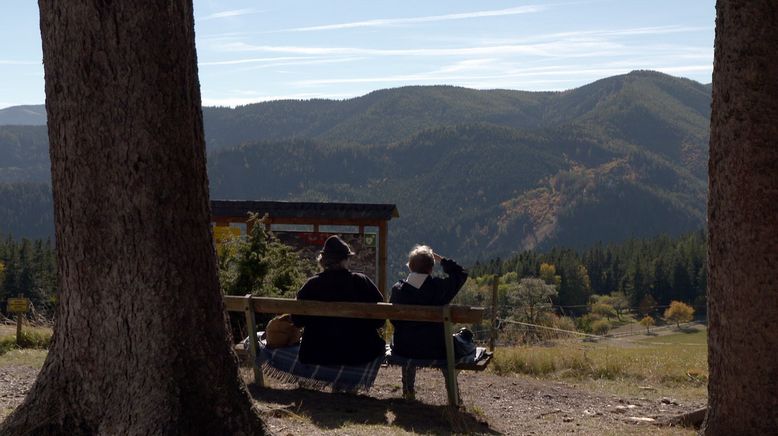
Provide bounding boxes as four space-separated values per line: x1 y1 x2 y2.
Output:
476 317 707 349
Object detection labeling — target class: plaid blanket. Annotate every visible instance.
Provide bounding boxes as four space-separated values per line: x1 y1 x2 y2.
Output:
244 335 487 392
384 345 488 368
248 335 383 392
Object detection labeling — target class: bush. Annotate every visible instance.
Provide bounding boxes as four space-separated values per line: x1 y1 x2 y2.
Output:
576 313 598 333
591 319 611 336
639 315 655 333
664 301 695 328
217 213 311 297
591 302 617 320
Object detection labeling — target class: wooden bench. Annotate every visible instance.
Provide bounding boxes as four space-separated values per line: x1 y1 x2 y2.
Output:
224 295 489 406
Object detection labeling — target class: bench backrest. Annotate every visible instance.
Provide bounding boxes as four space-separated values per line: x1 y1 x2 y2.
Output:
223 295 484 323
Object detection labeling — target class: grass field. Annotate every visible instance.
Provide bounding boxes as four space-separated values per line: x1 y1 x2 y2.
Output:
0 348 47 368
0 325 53 359
491 327 708 400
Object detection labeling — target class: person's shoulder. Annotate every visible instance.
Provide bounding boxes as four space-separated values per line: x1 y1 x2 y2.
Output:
351 271 371 281
350 271 379 287
303 273 323 285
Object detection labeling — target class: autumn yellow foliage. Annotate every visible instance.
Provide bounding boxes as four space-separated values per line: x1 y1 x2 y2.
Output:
664 301 695 328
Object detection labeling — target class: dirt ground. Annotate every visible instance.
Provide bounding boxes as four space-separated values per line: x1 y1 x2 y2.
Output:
0 364 38 421
1 361 703 435
249 365 704 435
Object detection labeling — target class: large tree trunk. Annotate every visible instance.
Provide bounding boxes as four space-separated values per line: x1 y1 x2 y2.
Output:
704 1 778 434
0 2 267 434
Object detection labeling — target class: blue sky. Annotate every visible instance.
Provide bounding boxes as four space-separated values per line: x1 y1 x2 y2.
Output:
1 0 714 109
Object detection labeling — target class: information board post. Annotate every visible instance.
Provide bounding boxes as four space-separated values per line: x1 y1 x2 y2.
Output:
16 311 22 344
7 294 30 345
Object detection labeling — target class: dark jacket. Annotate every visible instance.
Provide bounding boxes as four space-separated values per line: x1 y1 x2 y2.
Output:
292 269 385 366
389 258 468 359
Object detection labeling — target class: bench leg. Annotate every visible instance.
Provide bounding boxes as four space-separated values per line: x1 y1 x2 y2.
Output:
442 306 460 407
244 294 264 387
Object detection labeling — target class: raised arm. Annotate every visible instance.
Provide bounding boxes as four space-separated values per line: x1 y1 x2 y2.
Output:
432 256 468 305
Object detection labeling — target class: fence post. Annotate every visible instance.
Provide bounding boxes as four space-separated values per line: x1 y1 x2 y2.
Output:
489 276 499 352
442 305 460 407
243 294 263 387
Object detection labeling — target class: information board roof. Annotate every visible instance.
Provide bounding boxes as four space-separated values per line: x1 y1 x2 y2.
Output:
211 200 399 221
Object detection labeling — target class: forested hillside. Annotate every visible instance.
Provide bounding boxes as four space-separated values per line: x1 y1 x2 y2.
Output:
468 231 707 313
0 126 50 183
0 183 53 240
0 71 710 277
0 234 57 311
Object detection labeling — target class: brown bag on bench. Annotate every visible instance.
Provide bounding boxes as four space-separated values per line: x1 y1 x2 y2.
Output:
265 314 302 349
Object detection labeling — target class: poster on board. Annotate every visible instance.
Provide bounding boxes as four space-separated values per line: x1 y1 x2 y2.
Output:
274 232 378 282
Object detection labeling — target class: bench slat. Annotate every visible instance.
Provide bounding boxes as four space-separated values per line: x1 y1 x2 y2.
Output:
224 296 484 324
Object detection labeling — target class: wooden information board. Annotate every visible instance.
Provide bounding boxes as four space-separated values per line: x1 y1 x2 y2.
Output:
7 297 30 313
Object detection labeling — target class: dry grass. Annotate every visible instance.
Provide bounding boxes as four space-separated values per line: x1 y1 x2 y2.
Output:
0 348 48 368
491 329 708 391
0 326 53 357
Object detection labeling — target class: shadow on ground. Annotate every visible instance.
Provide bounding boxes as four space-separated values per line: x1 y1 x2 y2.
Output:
248 384 499 435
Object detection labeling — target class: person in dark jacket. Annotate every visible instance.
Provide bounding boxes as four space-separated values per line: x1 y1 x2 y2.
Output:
390 245 468 399
292 235 385 366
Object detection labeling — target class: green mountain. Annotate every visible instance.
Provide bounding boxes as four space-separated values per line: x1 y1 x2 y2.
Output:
202 70 709 173
0 71 709 275
0 126 51 183
0 105 47 126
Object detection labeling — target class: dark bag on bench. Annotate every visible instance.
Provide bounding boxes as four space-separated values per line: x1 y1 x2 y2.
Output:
453 327 476 358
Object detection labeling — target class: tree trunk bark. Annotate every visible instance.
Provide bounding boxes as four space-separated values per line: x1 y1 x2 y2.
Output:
704 1 778 434
0 2 267 434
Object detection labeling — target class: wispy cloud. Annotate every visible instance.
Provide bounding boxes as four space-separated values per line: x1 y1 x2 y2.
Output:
283 5 546 32
216 23 712 60
429 25 710 47
217 40 624 58
199 56 315 66
225 57 366 74
200 8 264 21
291 62 712 88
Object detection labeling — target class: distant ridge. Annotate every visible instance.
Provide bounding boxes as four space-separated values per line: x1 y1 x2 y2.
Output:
0 105 47 126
